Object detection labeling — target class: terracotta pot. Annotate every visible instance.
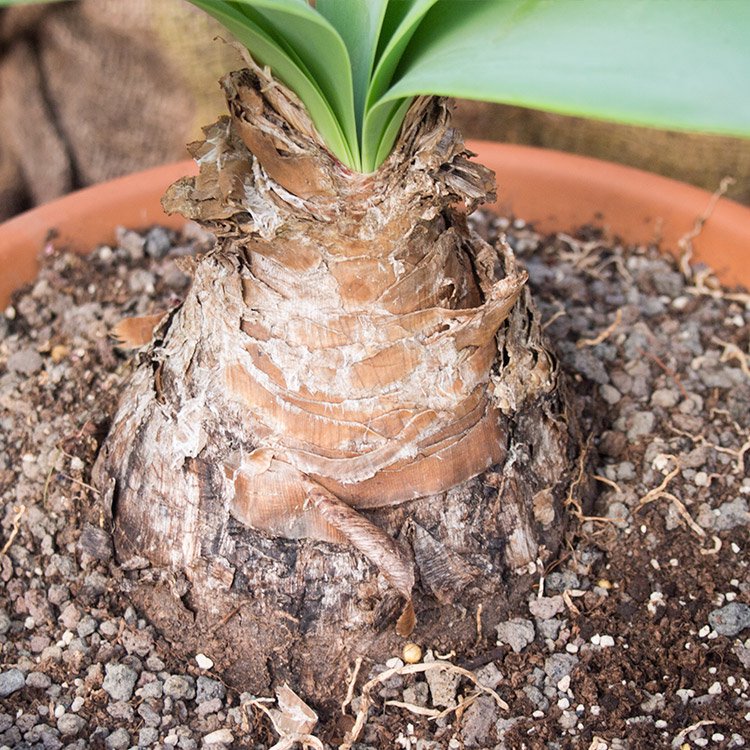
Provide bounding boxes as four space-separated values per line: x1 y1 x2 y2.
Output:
1 143 748 308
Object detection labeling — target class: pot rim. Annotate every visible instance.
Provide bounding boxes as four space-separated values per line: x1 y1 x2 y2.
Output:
1 142 748 307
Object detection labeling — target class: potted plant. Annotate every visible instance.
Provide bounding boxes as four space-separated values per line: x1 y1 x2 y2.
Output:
2 0 749 704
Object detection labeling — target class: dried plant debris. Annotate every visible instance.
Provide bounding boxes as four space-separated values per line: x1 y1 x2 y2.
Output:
0 214 749 748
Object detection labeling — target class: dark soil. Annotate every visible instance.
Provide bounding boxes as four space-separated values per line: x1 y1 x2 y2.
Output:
0 215 748 750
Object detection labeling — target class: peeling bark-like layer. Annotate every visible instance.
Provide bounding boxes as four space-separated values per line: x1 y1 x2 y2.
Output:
94 60 580 697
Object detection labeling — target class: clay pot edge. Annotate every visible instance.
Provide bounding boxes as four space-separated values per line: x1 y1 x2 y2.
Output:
1 142 748 308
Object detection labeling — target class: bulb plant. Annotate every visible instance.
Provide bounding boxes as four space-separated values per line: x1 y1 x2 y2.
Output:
4 0 749 691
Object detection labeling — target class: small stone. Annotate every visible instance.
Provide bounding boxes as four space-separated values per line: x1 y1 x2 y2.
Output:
196 677 225 704
144 227 173 259
105 728 130 750
599 635 615 647
627 411 655 441
402 682 429 707
546 571 580 593
136 679 163 700
102 663 138 702
146 655 165 672
496 618 535 653
59 603 81 630
523 685 549 712
16 712 39 732
640 692 665 713
476 662 503 691
676 688 695 704
195 653 214 670
202 728 234 746
164 675 196 700
424 655 461 708
41 645 62 662
537 618 562 641
77 524 114 564
120 628 153 657
544 654 578 684
26 671 52 689
600 384 621 405
713 498 750 531
709 603 750 637
459 695 497 748
117 227 145 260
694 471 710 487
197 697 223 717
99 620 119 638
107 700 135 722
138 702 161 727
651 388 679 408
707 681 722 695
7 348 43 375
57 714 85 737
76 617 97 639
138 726 160 747
529 595 565 620
0 668 26 697
128 269 156 295
606 501 630 527
557 675 571 692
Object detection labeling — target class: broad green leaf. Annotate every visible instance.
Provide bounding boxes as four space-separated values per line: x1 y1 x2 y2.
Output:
361 0 440 171
317 0 389 142
232 0 359 166
373 96 414 169
381 0 750 141
367 0 439 106
189 0 356 166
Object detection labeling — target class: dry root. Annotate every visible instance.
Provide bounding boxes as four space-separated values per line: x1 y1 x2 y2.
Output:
340 658 509 750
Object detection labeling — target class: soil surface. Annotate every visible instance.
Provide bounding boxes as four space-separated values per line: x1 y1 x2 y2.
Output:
0 215 748 750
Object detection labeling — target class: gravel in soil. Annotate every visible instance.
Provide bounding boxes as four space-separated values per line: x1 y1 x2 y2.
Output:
0 216 748 749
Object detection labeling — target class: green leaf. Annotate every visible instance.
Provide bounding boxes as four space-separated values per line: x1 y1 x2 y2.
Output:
189 0 356 167
367 0 439 107
361 0 440 171
10 0 748 173
381 0 750 140
317 0 389 140
373 96 414 169
232 0 360 167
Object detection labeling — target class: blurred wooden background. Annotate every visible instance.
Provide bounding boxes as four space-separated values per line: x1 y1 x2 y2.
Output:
2 0 748 221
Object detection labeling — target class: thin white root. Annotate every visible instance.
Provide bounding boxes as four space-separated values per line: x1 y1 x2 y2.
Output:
340 660 509 750
341 657 363 716
577 308 622 348
1 504 26 556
